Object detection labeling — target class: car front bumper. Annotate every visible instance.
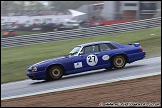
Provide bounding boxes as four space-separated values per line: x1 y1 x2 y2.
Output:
26 70 46 80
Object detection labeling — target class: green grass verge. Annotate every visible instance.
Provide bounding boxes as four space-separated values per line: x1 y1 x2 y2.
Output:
1 30 43 36
16 31 44 36
1 27 161 84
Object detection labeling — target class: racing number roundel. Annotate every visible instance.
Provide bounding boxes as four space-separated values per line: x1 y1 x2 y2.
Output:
86 55 98 66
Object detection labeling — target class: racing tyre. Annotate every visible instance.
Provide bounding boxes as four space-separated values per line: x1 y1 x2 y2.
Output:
112 55 126 69
46 66 63 81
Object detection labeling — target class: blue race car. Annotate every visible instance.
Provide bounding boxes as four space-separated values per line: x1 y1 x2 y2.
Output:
26 41 146 81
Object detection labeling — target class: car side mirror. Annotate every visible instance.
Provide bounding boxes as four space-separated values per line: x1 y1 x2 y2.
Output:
79 51 83 56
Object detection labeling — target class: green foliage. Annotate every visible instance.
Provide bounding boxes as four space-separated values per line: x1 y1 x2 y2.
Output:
1 1 45 14
42 1 102 12
1 1 102 14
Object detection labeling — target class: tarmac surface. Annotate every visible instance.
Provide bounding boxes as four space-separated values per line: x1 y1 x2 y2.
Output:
1 75 161 107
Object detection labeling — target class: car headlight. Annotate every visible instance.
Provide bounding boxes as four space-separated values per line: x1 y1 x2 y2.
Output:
31 67 37 72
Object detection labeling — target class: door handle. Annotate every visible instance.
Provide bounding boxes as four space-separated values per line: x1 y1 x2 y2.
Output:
94 53 99 55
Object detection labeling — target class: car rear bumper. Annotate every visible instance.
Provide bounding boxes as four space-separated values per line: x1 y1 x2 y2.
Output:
26 70 46 80
128 52 146 63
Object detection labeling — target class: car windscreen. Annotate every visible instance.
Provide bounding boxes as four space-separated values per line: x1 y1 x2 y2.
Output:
69 46 81 56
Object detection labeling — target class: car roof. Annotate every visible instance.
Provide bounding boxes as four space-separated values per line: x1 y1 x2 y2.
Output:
77 41 113 47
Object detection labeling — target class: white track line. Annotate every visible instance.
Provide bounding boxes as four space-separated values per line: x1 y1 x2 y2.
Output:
1 72 161 100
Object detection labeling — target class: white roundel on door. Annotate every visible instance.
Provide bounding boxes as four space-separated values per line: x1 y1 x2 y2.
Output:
86 55 98 66
102 55 110 61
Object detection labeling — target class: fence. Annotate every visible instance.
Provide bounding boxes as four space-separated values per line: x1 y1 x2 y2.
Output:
1 17 161 48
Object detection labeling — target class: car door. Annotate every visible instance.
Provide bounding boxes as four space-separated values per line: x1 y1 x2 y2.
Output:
71 44 101 73
98 43 119 67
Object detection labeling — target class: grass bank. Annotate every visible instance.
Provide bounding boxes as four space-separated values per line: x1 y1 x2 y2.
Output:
1 27 161 84
1 30 43 37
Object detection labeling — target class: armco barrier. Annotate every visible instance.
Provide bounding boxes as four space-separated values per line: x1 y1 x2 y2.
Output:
1 17 161 48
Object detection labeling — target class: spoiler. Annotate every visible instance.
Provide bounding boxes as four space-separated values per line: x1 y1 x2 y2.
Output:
128 43 141 47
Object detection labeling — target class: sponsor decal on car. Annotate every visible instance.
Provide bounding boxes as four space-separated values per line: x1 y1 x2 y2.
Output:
74 62 83 68
102 55 110 61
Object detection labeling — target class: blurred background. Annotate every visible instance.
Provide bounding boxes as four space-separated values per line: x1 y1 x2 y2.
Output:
1 1 161 36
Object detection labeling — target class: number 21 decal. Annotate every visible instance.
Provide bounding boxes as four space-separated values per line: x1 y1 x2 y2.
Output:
86 55 98 66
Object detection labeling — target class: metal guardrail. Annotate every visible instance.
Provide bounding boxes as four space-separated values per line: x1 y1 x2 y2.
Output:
1 17 161 48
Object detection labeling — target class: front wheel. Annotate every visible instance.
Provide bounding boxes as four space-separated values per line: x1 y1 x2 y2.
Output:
46 66 63 81
112 55 126 69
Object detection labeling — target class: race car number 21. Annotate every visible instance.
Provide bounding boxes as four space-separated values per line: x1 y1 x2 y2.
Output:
86 55 98 66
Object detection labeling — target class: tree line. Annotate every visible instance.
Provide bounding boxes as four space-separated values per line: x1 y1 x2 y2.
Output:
1 1 102 14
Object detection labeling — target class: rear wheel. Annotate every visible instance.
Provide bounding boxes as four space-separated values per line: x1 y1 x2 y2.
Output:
112 55 126 69
46 66 63 81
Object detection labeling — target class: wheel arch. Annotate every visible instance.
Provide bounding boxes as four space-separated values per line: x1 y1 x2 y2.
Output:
110 53 128 63
46 64 65 74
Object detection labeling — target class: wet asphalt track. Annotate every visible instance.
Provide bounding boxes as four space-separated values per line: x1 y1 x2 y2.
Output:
1 56 161 99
